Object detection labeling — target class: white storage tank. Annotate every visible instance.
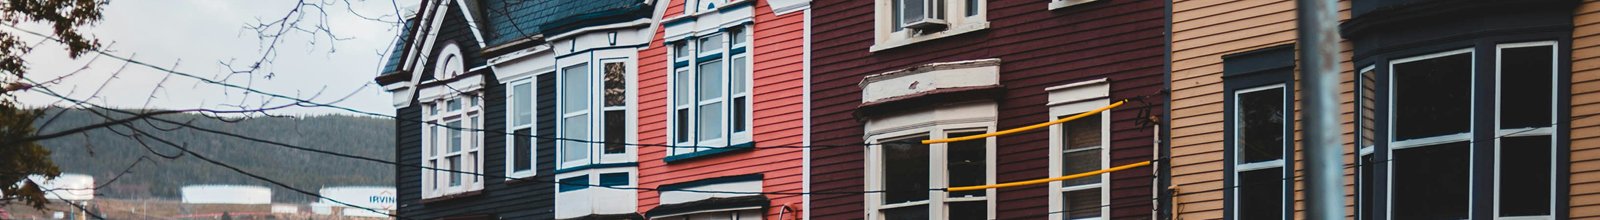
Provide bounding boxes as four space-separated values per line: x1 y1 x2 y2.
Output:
29 173 94 201
317 186 396 217
180 185 272 204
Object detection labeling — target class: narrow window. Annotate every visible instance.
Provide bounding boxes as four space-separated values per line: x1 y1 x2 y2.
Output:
674 67 693 146
1390 51 1472 220
514 128 533 171
1497 43 1555 217
1234 85 1286 220
561 64 591 164
881 136 931 219
515 83 532 125
603 62 628 155
1061 114 1103 219
696 59 723 143
729 28 750 134
1356 66 1377 220
946 131 987 220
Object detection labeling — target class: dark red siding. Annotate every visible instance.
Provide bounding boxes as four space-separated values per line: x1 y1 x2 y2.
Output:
809 0 1166 219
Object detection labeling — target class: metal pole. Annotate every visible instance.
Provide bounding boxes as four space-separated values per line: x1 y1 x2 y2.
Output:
1297 0 1344 219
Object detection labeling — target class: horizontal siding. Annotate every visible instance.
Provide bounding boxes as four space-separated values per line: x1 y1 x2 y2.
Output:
1168 0 1359 219
636 1 807 219
810 0 1166 219
1572 1 1600 218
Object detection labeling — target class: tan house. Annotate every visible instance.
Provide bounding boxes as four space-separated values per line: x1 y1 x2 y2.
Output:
1167 0 1599 219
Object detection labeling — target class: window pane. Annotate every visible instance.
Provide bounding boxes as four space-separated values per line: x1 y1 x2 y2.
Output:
1237 87 1285 164
1062 150 1101 186
699 102 722 141
676 69 692 106
447 98 461 111
732 57 747 94
1063 189 1101 219
674 43 690 59
699 60 723 101
948 132 986 198
699 34 723 53
1499 136 1552 216
515 83 532 126
604 62 627 107
948 201 986 220
1500 45 1554 129
563 116 589 163
1358 154 1375 220
884 137 931 204
469 116 479 149
891 0 903 31
1237 167 1282 220
448 121 462 153
729 28 746 45
881 204 927 220
605 110 626 154
965 0 978 16
1065 114 1102 150
1394 52 1472 140
900 0 924 24
429 126 437 156
564 64 589 113
428 160 437 189
514 128 532 171
1393 142 1469 220
1360 69 1377 147
448 156 462 186
733 97 747 133
599 172 629 187
677 109 691 144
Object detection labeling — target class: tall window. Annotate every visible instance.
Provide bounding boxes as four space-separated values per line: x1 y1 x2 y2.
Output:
669 27 752 157
1046 79 1110 219
508 80 535 178
602 61 629 156
1355 66 1377 220
1495 42 1556 218
1389 49 1472 220
1233 84 1287 220
561 63 591 167
869 127 993 220
423 94 484 198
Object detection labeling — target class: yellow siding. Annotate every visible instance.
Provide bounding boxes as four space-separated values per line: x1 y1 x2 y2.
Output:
1572 1 1600 218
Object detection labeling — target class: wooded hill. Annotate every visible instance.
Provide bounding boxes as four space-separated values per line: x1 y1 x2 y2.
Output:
30 108 395 203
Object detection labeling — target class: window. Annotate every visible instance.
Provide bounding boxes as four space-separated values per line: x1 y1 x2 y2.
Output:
603 62 628 155
1233 84 1287 220
873 0 986 51
1495 42 1556 218
1045 79 1110 220
866 121 994 220
507 80 535 178
560 63 592 168
422 94 485 198
669 27 753 158
1355 66 1377 220
1389 49 1472 220
657 210 763 220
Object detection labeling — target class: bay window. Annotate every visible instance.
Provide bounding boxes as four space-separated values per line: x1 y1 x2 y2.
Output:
1389 49 1473 220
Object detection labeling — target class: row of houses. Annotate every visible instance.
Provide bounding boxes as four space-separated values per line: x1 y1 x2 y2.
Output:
373 0 1600 219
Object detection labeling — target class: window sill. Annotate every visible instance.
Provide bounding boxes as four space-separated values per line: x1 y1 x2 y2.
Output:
554 162 639 175
663 142 755 164
1048 0 1097 10
869 22 990 53
420 190 484 204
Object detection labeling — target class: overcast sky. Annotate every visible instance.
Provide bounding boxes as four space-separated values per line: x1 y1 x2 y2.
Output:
12 0 406 116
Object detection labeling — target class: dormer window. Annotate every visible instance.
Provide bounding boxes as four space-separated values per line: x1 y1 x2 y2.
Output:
419 42 484 199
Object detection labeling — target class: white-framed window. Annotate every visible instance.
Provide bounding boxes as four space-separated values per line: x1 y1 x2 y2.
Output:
1493 41 1557 219
1045 79 1110 220
871 0 987 51
656 209 763 220
864 102 995 220
1388 48 1474 220
420 43 484 199
1355 65 1377 220
1232 84 1287 220
559 62 594 168
507 79 536 178
668 26 753 157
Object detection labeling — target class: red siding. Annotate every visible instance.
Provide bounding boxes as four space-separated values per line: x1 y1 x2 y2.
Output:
809 0 1167 219
637 0 809 219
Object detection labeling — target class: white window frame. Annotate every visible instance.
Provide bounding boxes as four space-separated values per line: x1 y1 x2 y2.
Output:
506 78 537 179
668 26 754 156
1355 65 1377 220
1229 84 1288 220
863 102 997 220
1045 79 1111 220
870 0 988 51
1492 41 1558 220
419 43 484 199
1386 48 1476 219
558 62 594 169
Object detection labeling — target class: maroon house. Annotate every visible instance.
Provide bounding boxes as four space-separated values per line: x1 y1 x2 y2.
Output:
807 0 1167 219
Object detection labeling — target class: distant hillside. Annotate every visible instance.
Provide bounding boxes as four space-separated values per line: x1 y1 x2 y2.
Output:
29 108 395 203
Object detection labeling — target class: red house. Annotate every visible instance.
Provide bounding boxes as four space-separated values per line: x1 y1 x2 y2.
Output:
636 0 812 219
807 0 1169 219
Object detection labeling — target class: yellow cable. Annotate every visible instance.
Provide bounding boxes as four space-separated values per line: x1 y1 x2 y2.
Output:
921 100 1125 144
947 160 1151 192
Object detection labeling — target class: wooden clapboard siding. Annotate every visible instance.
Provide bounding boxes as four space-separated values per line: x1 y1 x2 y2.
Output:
810 0 1166 219
1168 0 1360 219
636 0 808 219
1571 1 1600 218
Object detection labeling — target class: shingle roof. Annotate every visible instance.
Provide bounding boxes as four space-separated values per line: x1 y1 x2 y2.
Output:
378 20 414 75
378 0 650 77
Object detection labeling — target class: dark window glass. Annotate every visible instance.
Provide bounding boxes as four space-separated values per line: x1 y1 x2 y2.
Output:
676 109 691 144
891 0 905 31
559 175 589 192
1237 167 1282 220
599 173 630 187
965 0 978 16
1393 142 1470 220
1238 87 1285 163
1358 154 1375 220
947 132 986 198
604 62 627 107
884 136 931 204
1501 45 1555 129
514 128 532 171
1062 114 1102 186
605 110 625 154
1394 53 1472 140
948 201 986 220
882 205 927 220
733 97 747 133
1500 136 1553 216
1064 189 1101 219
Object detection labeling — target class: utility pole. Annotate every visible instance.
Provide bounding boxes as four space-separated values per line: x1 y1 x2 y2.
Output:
1297 0 1344 219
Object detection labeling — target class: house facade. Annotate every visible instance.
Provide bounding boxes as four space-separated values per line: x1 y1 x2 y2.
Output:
634 0 811 219
805 0 1168 219
1168 0 1600 219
